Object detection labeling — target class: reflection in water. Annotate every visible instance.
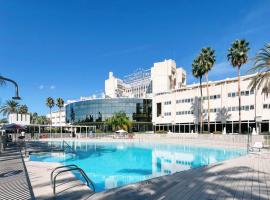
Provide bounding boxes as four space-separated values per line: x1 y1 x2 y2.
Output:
152 150 194 176
30 141 245 192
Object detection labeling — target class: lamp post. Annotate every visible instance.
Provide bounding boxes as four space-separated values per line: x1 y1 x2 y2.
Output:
0 76 21 100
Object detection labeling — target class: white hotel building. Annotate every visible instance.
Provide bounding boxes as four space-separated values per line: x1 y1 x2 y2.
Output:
105 59 270 134
46 110 66 126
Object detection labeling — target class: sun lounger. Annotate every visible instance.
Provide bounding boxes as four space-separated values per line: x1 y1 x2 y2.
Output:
250 142 263 152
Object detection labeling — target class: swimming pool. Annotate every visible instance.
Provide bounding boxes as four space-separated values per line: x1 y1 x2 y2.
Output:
29 141 246 192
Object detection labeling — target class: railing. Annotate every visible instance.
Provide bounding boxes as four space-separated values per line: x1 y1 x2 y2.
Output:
51 164 95 196
62 140 76 154
134 133 270 151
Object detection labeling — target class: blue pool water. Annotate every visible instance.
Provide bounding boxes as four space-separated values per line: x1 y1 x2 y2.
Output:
30 141 246 192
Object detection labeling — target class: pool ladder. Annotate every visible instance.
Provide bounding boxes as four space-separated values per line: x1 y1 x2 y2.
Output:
62 140 76 154
51 164 95 197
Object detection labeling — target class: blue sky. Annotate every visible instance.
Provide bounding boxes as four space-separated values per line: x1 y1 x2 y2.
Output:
0 0 270 116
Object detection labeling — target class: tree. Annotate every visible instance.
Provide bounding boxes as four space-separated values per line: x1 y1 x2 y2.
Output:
0 100 19 116
0 118 8 124
46 97 55 135
56 97 64 125
18 104 28 114
105 112 132 132
192 57 205 133
197 47 216 133
30 112 50 125
36 116 50 125
249 43 270 96
228 39 250 134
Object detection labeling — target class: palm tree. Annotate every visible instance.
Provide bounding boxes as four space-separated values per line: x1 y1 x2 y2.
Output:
228 39 250 134
18 104 28 114
56 98 64 125
30 112 38 124
105 112 132 132
0 118 8 124
197 47 216 133
46 97 55 136
248 43 270 96
0 100 19 116
192 58 205 133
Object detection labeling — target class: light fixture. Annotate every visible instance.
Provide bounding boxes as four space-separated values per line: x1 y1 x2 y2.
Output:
0 76 21 100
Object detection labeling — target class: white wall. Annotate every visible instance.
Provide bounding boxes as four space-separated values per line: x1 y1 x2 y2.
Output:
151 59 186 94
8 113 30 125
105 72 119 98
46 110 66 126
152 74 270 125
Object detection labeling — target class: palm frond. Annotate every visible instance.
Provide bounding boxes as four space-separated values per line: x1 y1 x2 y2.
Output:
248 43 270 95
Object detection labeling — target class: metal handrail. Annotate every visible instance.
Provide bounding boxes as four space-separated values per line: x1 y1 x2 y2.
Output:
52 167 95 196
50 164 78 185
62 140 76 154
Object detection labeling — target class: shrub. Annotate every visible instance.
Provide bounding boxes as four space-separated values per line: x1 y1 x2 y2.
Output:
155 130 167 134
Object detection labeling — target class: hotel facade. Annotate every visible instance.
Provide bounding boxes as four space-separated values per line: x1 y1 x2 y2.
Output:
153 74 270 134
65 59 270 134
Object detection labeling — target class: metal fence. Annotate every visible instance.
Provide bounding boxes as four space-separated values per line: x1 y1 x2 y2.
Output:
134 133 270 151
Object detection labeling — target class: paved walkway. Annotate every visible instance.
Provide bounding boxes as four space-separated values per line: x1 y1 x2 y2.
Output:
0 145 35 200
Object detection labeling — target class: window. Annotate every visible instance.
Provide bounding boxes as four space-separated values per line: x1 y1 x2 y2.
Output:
250 105 254 110
263 104 269 109
157 103 162 117
164 112 171 116
164 101 171 105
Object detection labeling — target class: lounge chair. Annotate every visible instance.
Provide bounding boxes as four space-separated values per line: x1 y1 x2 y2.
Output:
250 142 263 152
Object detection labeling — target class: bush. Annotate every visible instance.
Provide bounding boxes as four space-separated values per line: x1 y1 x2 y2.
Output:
201 131 210 134
155 130 167 134
95 129 103 134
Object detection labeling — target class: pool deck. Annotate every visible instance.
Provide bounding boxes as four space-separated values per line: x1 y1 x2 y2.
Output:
0 145 35 200
1 140 270 199
25 160 94 200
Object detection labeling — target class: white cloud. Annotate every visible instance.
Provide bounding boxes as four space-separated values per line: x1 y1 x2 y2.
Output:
39 85 44 90
50 85 55 90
